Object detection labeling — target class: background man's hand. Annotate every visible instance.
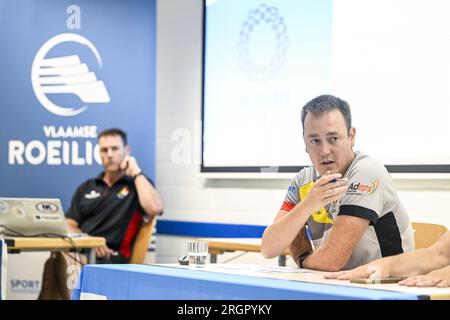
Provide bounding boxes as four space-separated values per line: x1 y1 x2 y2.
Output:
95 246 115 260
120 155 141 177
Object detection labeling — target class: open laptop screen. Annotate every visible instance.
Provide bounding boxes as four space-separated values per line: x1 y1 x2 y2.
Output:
0 198 69 237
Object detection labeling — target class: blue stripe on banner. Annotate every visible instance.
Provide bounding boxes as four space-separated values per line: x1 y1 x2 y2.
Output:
156 220 266 238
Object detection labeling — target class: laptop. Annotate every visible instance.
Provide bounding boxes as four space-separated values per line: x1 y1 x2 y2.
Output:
0 197 69 237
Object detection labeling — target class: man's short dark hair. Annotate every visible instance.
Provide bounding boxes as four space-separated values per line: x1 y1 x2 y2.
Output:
98 128 128 145
301 94 352 133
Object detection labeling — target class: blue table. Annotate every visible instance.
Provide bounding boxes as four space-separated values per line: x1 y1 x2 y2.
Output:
72 264 422 300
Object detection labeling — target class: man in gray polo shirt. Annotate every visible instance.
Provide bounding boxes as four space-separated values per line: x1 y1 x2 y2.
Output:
261 95 414 271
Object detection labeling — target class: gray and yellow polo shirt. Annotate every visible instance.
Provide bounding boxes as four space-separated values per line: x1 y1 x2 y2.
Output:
281 151 415 270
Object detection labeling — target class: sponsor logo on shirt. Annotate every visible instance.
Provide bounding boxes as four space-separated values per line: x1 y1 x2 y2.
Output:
85 190 101 199
287 186 296 195
117 186 130 199
300 181 334 226
347 179 379 196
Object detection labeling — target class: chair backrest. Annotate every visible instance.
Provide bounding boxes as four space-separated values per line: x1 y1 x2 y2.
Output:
411 222 448 249
130 215 157 264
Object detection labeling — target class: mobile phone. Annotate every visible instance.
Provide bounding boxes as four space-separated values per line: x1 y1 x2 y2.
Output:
350 277 406 284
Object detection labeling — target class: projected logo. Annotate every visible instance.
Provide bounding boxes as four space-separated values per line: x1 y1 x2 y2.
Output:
237 4 289 82
31 33 110 117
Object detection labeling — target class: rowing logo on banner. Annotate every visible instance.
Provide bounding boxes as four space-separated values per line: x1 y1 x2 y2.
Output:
31 33 110 117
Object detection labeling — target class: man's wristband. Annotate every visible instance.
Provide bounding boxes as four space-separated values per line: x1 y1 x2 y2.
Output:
132 171 144 181
298 251 311 269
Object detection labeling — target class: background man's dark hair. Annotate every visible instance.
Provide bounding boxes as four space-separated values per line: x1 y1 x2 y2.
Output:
301 94 352 134
98 128 128 145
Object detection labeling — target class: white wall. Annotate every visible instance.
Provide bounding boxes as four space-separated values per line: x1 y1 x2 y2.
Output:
155 0 450 265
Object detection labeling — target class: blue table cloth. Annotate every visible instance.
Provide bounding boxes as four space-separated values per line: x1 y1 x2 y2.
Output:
72 264 420 300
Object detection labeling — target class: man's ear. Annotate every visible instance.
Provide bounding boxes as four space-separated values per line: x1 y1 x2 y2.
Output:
349 127 356 147
125 145 131 155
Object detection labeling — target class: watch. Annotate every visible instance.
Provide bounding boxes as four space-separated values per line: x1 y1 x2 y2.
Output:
297 251 311 269
132 171 144 181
